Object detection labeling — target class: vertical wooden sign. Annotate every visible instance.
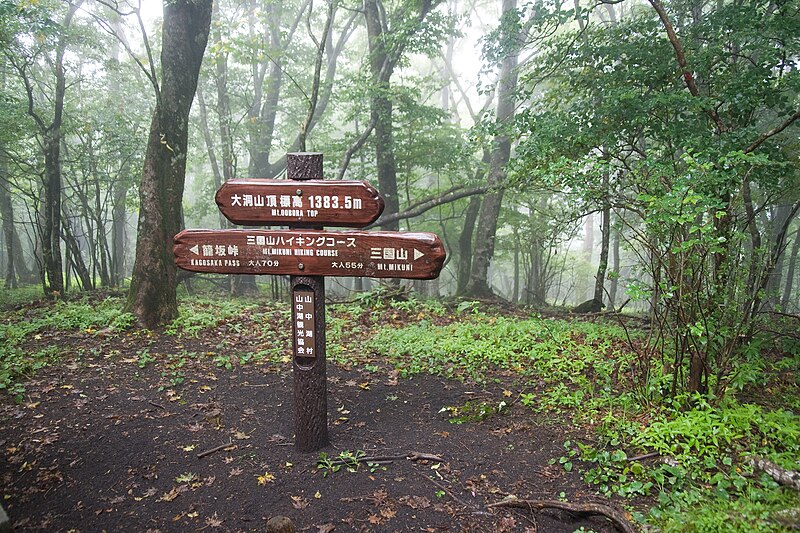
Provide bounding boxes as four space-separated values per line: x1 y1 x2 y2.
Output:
288 153 329 452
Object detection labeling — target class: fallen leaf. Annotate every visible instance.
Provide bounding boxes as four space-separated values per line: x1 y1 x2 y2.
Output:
256 471 275 485
379 508 397 519
502 390 512 397
174 472 197 484
159 487 181 502
181 444 196 452
367 515 382 525
317 524 335 533
233 431 250 440
291 495 309 509
314 491 322 499
399 495 431 509
358 382 370 390
229 468 243 477
205 513 223 528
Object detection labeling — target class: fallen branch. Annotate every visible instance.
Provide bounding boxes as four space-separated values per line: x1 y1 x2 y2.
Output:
487 498 637 533
330 451 444 466
748 456 800 491
196 442 236 459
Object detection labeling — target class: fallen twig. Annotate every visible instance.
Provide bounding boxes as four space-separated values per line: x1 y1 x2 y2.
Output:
196 442 236 459
148 401 166 410
330 451 444 466
627 451 660 462
424 475 474 510
487 498 637 533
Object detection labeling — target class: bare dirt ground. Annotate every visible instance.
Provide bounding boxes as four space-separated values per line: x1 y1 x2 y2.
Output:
1 300 631 533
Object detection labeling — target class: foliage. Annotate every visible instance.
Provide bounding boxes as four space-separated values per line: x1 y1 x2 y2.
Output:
0 294 135 400
512 0 800 398
366 312 637 419
165 298 258 337
439 399 507 424
316 450 386 476
574 396 800 531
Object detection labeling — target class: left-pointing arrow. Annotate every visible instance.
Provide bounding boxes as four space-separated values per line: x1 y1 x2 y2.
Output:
190 245 200 255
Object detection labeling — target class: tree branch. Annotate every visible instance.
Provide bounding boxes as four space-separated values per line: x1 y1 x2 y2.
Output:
647 0 727 134
366 185 489 228
744 109 800 154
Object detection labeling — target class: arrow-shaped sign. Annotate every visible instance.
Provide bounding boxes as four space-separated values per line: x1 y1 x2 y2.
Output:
174 229 446 280
216 179 385 228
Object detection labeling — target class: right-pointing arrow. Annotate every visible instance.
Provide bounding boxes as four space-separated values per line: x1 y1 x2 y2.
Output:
413 249 424 260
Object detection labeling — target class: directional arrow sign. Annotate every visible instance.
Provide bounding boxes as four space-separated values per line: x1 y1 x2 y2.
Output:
215 179 385 227
174 229 446 280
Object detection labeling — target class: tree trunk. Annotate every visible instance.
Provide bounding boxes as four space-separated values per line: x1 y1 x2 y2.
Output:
41 130 64 297
108 15 129 288
765 204 791 309
464 0 518 298
0 153 32 287
0 180 16 288
61 214 93 290
111 179 128 286
782 228 799 311
609 220 620 309
364 0 400 232
126 0 212 328
593 184 611 304
456 195 482 295
512 228 520 303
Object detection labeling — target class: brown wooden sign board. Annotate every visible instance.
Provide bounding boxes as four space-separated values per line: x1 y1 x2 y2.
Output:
174 229 446 280
215 179 385 227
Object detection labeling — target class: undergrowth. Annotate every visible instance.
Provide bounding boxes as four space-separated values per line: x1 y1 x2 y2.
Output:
361 297 800 532
2 287 798 531
0 294 135 401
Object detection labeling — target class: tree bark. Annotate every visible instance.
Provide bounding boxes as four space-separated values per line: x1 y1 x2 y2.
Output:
364 0 400 232
782 228 799 311
0 153 33 287
0 169 19 288
456 195 482 295
126 0 212 328
609 220 620 309
593 178 611 304
464 0 518 298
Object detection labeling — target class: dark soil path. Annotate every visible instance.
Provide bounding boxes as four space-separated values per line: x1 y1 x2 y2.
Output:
1 312 628 532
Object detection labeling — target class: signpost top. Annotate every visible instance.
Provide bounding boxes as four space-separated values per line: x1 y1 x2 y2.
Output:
215 179 385 228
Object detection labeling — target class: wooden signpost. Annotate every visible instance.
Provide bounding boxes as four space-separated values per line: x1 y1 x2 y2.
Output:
174 152 446 452
216 179 385 227
174 229 445 279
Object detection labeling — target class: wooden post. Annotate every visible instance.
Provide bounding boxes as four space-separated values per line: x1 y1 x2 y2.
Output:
288 152 329 452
